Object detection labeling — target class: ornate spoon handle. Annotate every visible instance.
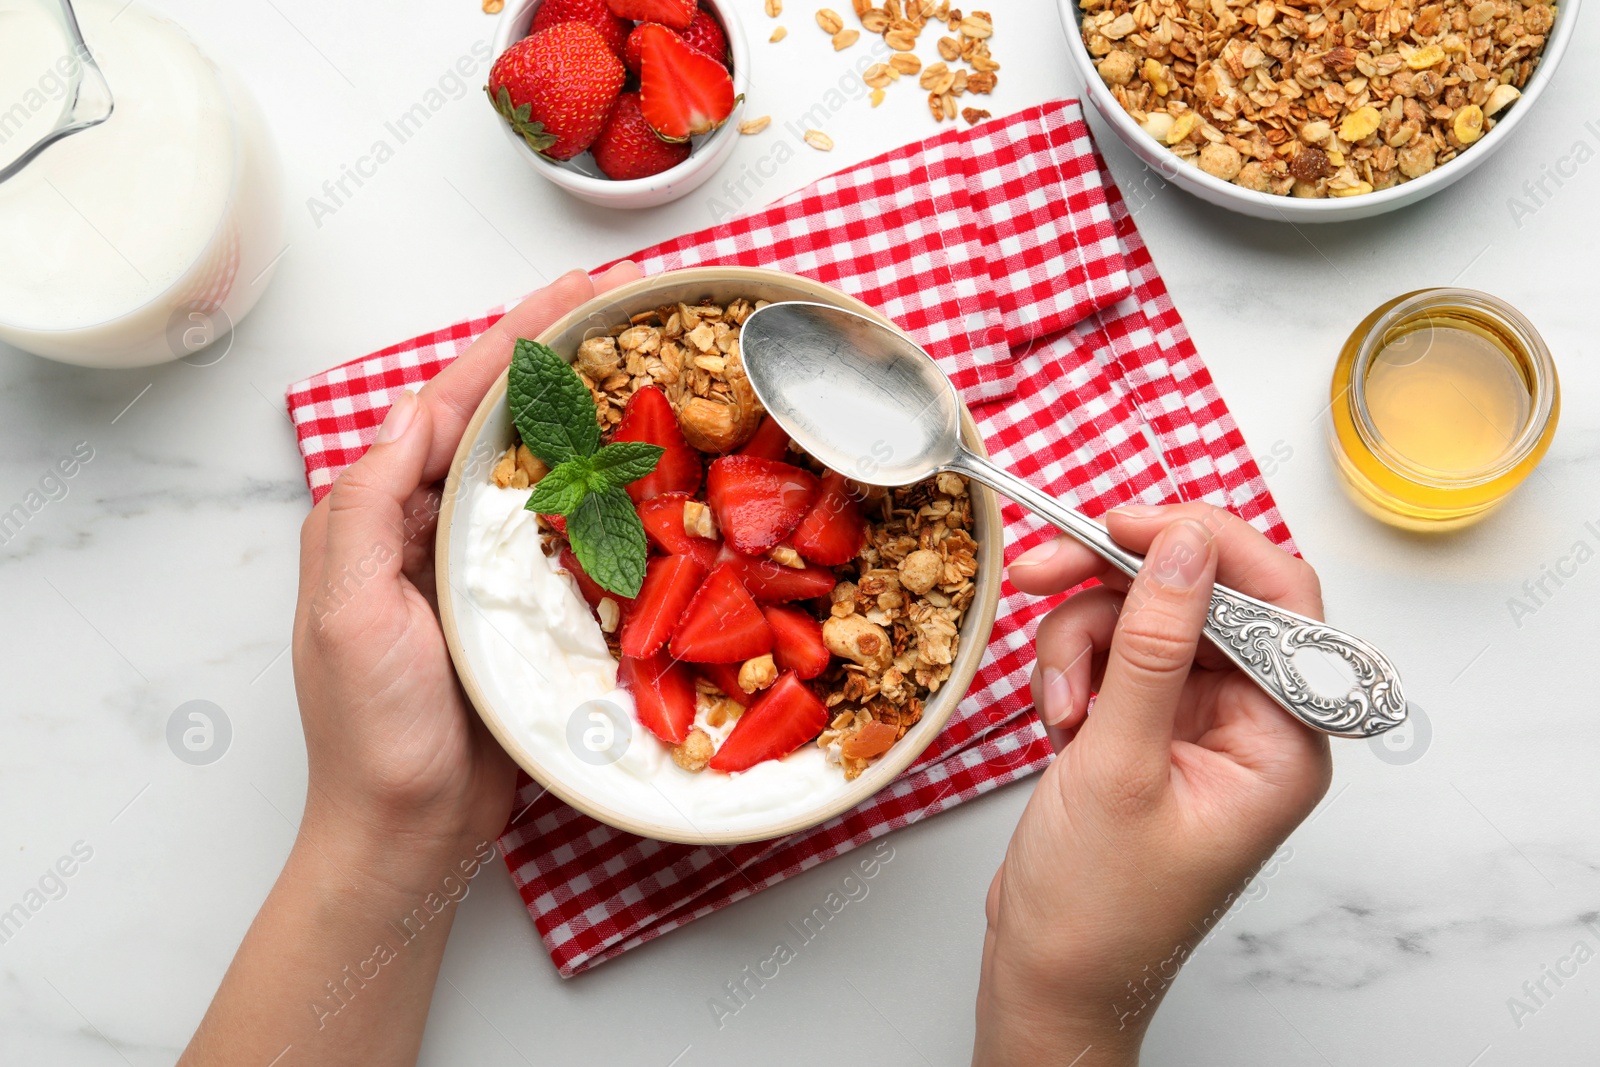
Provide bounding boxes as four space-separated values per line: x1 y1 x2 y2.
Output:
944 449 1409 738
1201 586 1408 737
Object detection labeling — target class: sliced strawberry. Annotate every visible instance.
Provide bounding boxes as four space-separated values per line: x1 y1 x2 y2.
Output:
619 651 697 745
559 547 634 613
737 415 790 461
728 555 838 602
679 7 730 67
637 492 719 569
541 513 567 535
635 23 737 142
761 605 831 679
606 0 695 29
698 661 755 707
619 554 707 658
840 720 899 760
611 386 702 502
791 470 867 566
670 563 773 663
530 0 631 61
709 672 829 772
705 455 819 555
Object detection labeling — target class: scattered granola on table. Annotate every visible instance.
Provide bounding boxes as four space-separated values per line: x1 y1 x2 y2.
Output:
491 296 978 782
1078 0 1556 197
777 0 997 127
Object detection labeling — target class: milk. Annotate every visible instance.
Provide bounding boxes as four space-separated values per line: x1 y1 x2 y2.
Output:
0 0 283 367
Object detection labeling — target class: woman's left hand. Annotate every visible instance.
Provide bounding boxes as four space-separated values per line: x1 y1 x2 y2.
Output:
291 261 644 856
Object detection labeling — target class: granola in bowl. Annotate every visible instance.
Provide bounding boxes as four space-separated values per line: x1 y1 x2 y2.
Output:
1078 0 1557 198
489 295 979 783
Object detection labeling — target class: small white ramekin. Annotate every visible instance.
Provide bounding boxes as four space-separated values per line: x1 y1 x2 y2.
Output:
1057 0 1579 223
490 0 748 209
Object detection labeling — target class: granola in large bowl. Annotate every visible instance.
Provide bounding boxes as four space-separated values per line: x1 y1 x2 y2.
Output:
437 268 1002 844
1059 0 1577 219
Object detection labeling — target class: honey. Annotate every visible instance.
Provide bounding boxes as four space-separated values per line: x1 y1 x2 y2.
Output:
1329 289 1558 530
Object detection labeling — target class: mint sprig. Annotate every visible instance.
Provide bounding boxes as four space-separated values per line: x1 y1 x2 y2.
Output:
508 339 663 599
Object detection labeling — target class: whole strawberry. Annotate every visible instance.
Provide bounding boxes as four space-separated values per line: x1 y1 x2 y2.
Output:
624 10 727 73
488 22 625 161
529 0 631 63
591 91 691 180
605 0 695 29
679 8 729 67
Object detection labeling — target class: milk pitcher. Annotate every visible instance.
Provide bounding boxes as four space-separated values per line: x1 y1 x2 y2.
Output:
0 0 283 367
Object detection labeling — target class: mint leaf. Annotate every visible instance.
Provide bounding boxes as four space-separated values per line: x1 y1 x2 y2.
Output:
524 458 592 515
567 483 649 598
590 441 664 489
507 339 601 467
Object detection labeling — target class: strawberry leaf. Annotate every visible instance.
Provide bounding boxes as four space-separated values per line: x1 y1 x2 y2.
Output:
488 85 557 153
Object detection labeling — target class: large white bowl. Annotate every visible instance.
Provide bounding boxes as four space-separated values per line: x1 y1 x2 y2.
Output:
491 0 749 209
1057 0 1579 222
436 267 1003 845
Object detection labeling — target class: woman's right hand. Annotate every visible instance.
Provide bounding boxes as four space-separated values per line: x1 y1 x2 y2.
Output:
973 504 1333 1066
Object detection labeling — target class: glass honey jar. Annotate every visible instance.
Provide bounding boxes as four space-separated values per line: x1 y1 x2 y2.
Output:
1328 289 1559 531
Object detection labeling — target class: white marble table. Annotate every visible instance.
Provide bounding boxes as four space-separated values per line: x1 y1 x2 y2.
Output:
4 0 1597 1063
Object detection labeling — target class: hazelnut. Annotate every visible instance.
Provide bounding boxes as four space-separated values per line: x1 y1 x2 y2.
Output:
898 549 944 595
769 544 805 569
738 654 778 694
823 615 893 672
683 499 718 539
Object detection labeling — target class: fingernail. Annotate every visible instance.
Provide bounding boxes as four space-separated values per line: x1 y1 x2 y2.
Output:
1111 504 1163 518
1040 667 1073 726
1150 519 1212 590
376 390 417 444
1011 538 1064 570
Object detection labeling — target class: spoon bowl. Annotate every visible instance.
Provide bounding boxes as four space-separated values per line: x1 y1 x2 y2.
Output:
739 301 962 486
741 301 1411 739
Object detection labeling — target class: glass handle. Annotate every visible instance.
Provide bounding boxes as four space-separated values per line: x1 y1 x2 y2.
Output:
0 0 114 186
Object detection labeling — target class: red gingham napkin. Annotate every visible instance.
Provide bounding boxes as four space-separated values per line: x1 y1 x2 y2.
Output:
286 100 1293 977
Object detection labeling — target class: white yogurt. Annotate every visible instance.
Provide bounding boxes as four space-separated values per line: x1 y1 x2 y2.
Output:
458 485 851 839
0 0 283 367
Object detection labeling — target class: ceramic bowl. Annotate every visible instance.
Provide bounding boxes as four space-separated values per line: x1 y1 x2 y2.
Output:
1056 0 1579 222
490 0 749 208
436 267 1003 844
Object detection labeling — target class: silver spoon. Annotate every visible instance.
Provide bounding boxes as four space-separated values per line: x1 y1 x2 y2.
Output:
739 300 1409 739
